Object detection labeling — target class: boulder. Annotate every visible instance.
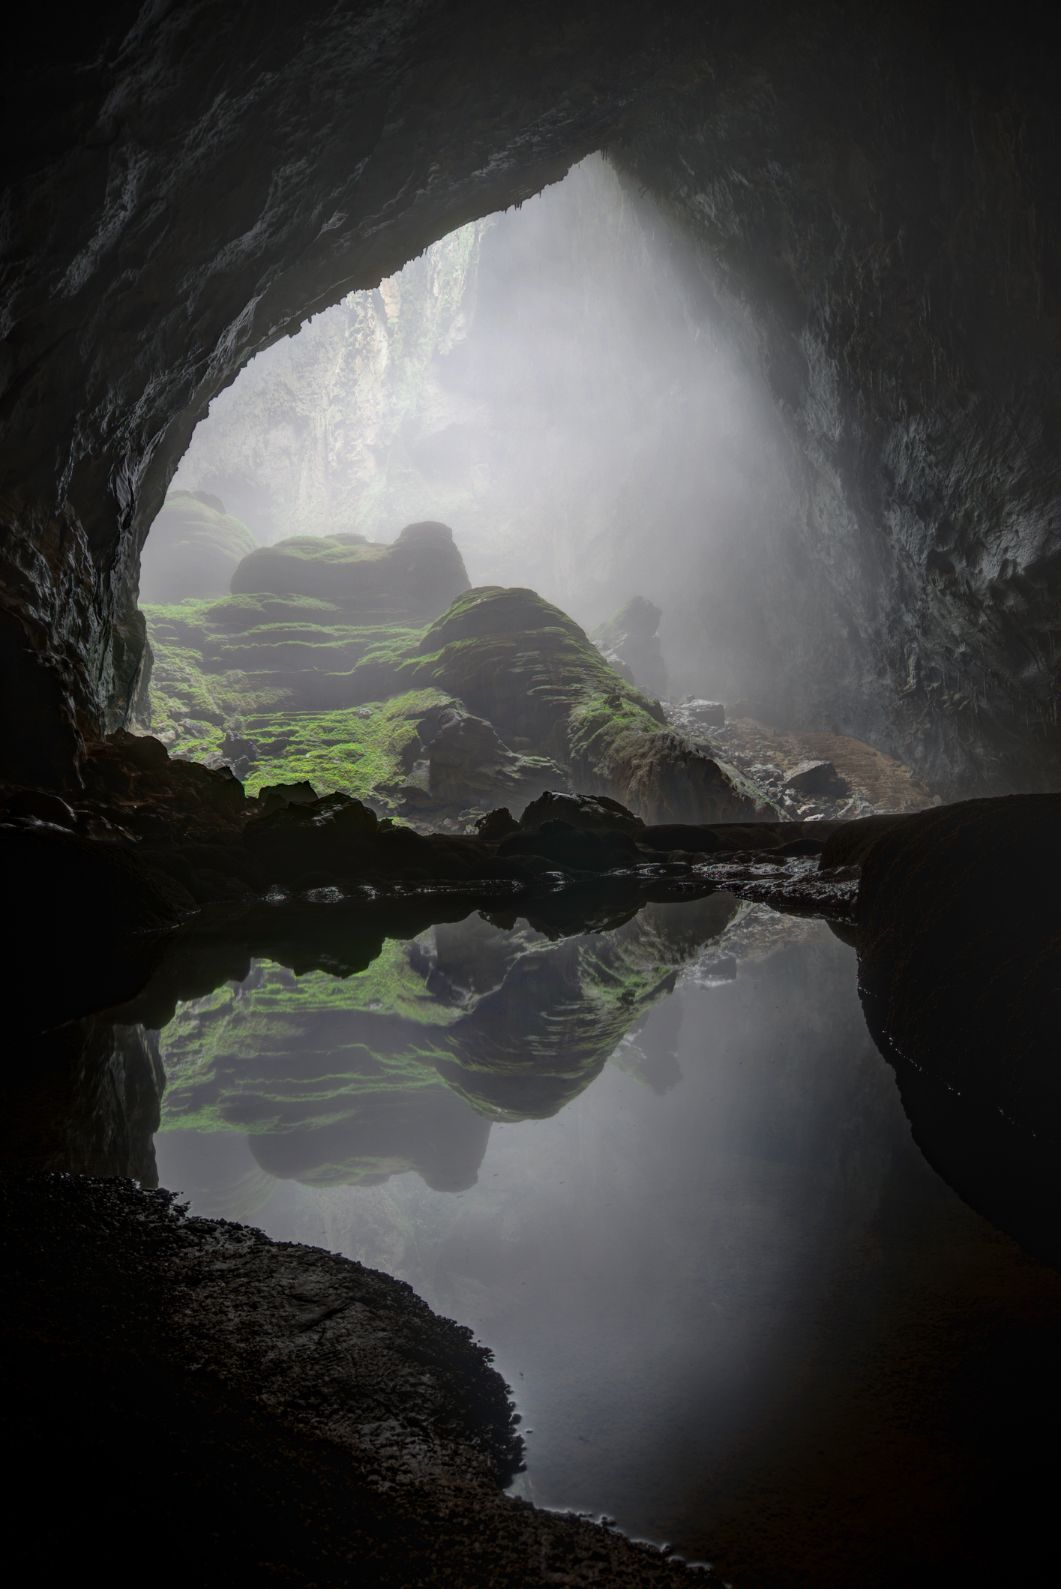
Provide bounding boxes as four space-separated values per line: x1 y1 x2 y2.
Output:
783 759 849 798
591 595 668 700
476 807 519 842
518 790 644 836
257 780 319 813
415 703 565 810
669 698 726 732
231 520 469 622
139 491 257 603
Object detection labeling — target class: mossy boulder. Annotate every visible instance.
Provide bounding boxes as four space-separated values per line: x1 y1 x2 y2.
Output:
230 520 469 622
413 586 770 822
142 559 772 823
139 491 257 603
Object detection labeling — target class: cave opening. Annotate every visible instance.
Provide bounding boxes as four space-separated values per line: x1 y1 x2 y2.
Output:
134 155 924 831
4 8 1060 1588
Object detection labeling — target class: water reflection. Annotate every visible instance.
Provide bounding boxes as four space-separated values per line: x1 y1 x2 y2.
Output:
148 900 1061 1587
5 878 1059 1587
155 896 735 1201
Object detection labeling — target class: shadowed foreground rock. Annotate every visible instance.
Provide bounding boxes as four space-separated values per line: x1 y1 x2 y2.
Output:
851 794 1061 1264
0 1173 707 1586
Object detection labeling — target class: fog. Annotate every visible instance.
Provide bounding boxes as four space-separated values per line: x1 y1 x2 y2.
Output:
171 155 794 702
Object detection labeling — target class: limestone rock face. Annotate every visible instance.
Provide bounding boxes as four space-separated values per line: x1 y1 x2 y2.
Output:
592 596 668 701
231 521 469 622
139 492 257 604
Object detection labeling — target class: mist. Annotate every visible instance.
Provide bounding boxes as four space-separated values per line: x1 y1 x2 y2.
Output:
168 155 792 704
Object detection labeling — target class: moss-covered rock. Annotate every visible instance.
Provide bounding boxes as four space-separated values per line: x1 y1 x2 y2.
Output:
143 559 772 823
231 520 469 621
139 491 258 603
412 586 770 822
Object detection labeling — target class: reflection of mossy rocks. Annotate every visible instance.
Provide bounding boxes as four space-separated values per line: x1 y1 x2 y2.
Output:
230 520 469 622
157 897 737 1202
140 491 257 603
592 596 668 701
158 949 482 1192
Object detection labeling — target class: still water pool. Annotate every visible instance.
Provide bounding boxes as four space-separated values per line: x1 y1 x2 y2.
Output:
152 897 1061 1587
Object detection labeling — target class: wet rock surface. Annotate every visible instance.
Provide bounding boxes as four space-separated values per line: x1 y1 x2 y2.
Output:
1 1173 707 1584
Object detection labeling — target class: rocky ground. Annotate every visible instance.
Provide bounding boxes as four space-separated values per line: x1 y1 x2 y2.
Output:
666 700 931 822
1 1172 710 1585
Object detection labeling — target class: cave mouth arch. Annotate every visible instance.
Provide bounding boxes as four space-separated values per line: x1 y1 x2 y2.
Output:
135 156 936 829
135 155 796 782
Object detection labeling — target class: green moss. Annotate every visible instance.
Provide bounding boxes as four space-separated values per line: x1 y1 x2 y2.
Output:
237 689 451 803
144 580 761 821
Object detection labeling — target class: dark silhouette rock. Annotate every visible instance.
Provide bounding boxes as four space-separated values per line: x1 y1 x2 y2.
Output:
256 779 319 813
592 595 668 700
500 819 642 874
519 789 644 835
855 794 1061 1264
475 807 519 842
783 759 849 799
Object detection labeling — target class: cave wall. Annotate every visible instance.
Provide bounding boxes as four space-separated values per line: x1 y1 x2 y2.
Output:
169 220 488 546
3 1 1060 792
610 3 1061 789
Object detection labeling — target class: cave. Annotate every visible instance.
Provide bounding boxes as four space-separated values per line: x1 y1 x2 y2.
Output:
2 5 1059 1587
